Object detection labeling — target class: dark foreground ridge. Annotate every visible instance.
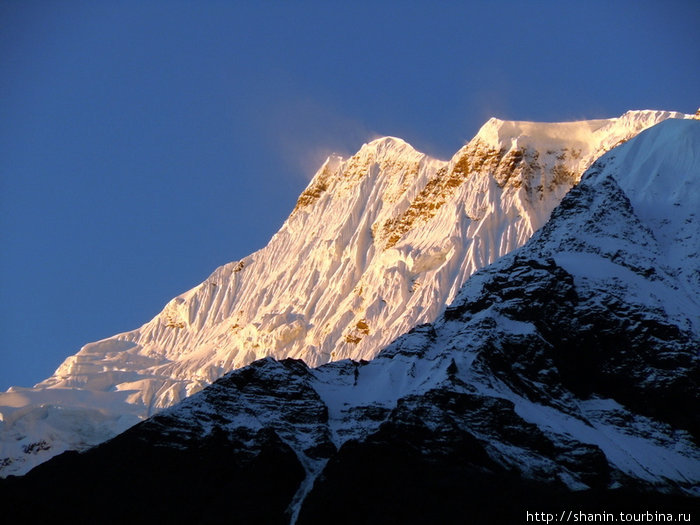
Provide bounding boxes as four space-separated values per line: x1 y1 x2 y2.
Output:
1 429 697 524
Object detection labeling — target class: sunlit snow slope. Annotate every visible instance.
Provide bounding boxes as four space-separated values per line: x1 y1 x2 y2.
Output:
2 118 697 525
0 109 692 476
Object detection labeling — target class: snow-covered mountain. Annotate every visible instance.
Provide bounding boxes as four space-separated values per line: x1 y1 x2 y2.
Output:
2 117 698 523
0 109 693 477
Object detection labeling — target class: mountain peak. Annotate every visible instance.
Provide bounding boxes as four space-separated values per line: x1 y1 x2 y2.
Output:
473 109 690 151
587 117 700 309
1 109 695 478
474 116 611 151
354 135 420 160
4 118 698 520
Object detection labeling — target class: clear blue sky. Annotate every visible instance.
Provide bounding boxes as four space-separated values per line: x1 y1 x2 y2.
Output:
1 1 698 391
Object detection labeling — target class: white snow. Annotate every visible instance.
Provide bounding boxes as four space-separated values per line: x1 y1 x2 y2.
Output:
588 118 700 308
513 396 700 491
0 109 694 477
20 114 694 506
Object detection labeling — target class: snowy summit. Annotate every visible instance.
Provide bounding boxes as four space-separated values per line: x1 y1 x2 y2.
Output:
0 109 695 477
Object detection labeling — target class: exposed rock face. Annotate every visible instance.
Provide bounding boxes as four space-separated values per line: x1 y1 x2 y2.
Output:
2 119 698 522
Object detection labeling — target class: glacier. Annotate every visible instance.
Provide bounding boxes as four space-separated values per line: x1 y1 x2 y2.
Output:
0 108 694 477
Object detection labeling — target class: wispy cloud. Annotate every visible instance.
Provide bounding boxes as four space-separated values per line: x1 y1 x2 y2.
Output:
256 96 376 181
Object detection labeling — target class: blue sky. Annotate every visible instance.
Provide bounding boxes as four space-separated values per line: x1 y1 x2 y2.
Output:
1 1 698 391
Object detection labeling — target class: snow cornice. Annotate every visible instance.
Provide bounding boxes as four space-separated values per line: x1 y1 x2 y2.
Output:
471 109 692 151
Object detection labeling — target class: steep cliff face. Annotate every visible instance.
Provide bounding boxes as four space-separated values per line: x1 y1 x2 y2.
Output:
2 118 697 523
0 109 692 477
